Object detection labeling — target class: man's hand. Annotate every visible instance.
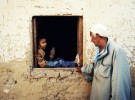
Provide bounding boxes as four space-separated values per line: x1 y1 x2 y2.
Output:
76 67 82 73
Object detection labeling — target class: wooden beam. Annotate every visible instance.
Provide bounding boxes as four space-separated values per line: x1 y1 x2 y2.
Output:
77 16 83 66
32 17 37 68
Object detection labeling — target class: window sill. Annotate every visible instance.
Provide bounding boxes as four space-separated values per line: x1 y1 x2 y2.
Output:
32 67 78 70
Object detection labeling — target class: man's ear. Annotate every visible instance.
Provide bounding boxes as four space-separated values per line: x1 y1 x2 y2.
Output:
90 31 92 36
96 33 100 37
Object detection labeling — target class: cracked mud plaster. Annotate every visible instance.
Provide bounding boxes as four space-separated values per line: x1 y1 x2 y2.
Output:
0 0 135 99
0 62 91 100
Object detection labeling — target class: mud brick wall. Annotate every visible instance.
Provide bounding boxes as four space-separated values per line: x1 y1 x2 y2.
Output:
0 0 135 100
0 62 91 100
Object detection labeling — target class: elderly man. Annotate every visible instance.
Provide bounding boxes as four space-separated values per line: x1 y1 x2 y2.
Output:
80 24 132 100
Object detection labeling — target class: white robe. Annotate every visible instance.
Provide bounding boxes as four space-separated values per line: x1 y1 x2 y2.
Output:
81 40 132 100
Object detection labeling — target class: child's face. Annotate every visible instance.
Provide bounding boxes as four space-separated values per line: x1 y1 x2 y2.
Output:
39 39 47 49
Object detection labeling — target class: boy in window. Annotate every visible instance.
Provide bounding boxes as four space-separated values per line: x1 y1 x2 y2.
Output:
37 37 80 68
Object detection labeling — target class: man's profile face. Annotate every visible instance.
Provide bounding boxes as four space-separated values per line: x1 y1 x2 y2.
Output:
90 32 100 47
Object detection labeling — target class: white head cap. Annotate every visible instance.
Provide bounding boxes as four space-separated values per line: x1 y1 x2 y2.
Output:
90 24 108 38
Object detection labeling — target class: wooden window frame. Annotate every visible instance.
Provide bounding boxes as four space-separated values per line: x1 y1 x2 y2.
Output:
32 16 83 68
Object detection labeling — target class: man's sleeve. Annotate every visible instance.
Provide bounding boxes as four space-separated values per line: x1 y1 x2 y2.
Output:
81 64 94 82
81 64 94 74
111 48 132 100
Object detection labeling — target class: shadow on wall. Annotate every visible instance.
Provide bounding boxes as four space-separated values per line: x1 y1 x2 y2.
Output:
130 67 135 100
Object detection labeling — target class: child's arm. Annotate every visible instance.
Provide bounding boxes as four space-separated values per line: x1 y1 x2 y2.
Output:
49 47 55 60
37 49 47 68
